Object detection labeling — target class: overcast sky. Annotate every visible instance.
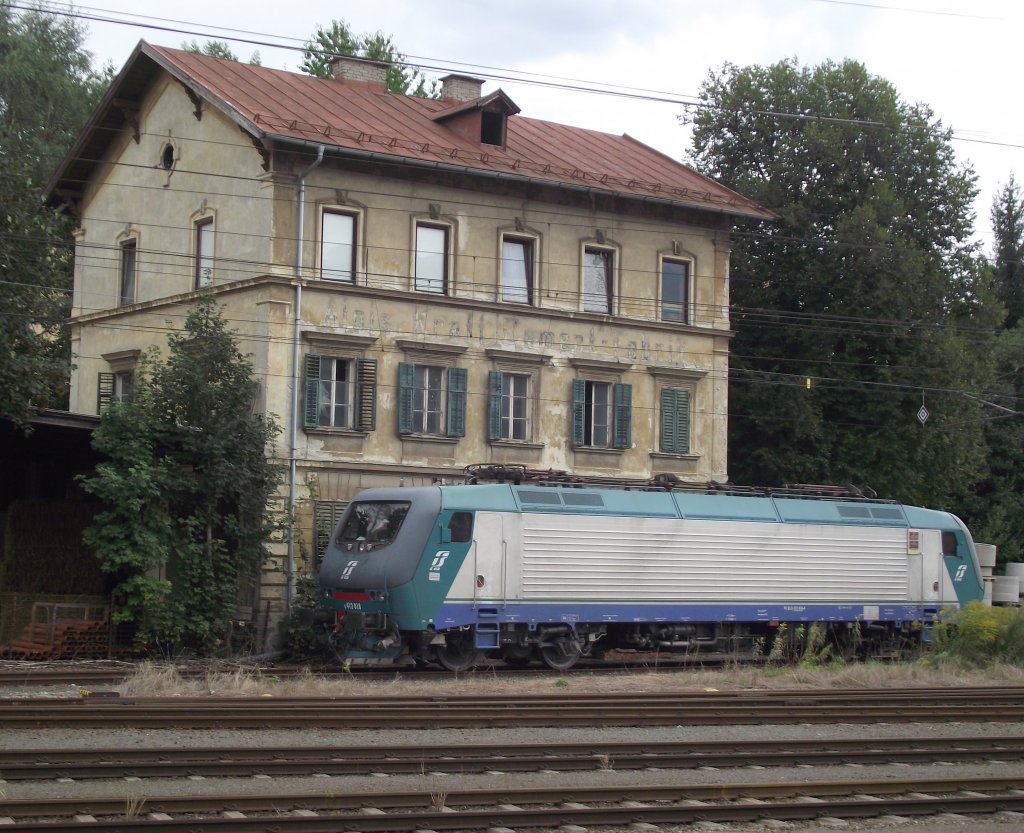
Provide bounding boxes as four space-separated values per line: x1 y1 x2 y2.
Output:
63 0 1022 252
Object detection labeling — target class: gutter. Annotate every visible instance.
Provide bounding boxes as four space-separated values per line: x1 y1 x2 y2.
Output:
286 144 325 617
263 135 777 223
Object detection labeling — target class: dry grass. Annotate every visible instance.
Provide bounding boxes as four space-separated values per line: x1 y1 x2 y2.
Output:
113 659 1024 698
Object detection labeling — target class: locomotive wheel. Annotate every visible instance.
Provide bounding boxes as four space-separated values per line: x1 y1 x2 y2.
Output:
434 632 482 672
501 644 535 668
539 637 582 671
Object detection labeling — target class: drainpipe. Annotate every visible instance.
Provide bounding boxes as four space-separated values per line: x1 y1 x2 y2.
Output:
286 144 325 615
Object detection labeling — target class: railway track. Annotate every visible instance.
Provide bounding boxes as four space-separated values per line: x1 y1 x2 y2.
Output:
1 776 1022 830
0 656 738 688
0 735 1021 780
2 686 1023 728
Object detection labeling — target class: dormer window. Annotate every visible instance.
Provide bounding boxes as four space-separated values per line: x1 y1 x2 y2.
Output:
431 89 521 150
481 111 505 146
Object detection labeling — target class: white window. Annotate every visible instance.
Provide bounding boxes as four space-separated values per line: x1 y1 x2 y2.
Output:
583 247 613 313
318 357 354 427
661 258 690 323
120 240 137 305
195 218 214 288
501 237 533 304
583 380 612 446
321 210 356 282
411 364 444 434
415 224 448 294
571 377 632 449
501 373 529 440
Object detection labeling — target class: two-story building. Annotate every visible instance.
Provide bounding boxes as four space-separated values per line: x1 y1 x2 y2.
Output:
46 42 773 629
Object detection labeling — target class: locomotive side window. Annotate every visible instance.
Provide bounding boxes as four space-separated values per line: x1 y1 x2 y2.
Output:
448 511 473 543
941 531 959 557
338 501 410 546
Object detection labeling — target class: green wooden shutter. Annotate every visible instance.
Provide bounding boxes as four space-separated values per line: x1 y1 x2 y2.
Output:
613 382 632 449
660 388 691 454
303 354 321 428
314 500 348 562
355 358 377 431
571 379 586 446
676 389 691 454
97 372 115 413
447 367 468 438
487 370 503 440
660 388 677 452
397 362 415 433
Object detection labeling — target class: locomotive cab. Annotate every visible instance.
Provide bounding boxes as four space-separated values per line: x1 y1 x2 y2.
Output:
317 487 476 665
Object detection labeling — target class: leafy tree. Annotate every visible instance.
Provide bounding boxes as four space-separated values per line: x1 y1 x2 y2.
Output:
301 20 437 97
687 58 995 507
991 175 1024 329
181 39 261 66
964 324 1024 563
82 296 282 655
0 6 111 428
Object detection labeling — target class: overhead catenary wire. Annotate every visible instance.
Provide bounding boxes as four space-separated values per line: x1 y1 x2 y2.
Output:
3 0 1022 152
3 3 1016 426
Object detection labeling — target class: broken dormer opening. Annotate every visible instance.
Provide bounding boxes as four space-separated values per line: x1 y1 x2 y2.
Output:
431 89 521 150
480 110 505 147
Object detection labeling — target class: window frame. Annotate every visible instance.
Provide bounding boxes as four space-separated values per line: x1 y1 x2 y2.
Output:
659 386 692 454
119 239 137 306
303 354 377 433
485 349 549 447
571 377 631 449
320 207 359 283
647 366 706 465
581 243 616 315
398 362 467 437
302 334 379 433
194 216 214 288
659 255 692 324
395 340 468 439
499 233 536 305
414 221 450 295
488 370 530 441
97 349 141 413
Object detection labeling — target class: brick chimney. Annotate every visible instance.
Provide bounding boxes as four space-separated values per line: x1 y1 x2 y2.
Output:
330 56 389 89
440 74 484 102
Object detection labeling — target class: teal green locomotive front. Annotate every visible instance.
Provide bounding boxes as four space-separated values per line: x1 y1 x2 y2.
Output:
317 486 480 665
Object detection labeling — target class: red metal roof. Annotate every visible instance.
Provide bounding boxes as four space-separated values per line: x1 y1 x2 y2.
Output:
52 42 775 221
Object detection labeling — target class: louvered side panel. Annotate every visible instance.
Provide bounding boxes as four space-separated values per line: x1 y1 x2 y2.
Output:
518 515 908 601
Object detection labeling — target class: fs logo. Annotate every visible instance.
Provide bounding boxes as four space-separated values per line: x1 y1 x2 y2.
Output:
340 560 358 582
954 564 967 582
429 550 450 582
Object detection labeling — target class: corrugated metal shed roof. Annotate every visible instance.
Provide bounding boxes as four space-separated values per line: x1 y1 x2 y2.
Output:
48 41 775 221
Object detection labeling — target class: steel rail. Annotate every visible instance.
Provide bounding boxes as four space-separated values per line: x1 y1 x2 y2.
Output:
0 735 1021 781
2 696 1024 728
0 776 1022 828
5 684 1024 702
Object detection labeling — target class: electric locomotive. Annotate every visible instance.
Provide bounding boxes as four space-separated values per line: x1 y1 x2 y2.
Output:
316 473 984 670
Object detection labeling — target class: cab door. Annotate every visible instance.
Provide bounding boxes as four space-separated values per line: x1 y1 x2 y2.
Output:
471 511 505 604
910 529 944 603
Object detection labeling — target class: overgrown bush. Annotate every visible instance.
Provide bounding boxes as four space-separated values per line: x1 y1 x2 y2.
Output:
929 601 1024 667
81 296 282 655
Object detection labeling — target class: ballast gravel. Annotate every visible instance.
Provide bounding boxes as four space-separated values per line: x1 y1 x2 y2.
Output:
2 673 1024 833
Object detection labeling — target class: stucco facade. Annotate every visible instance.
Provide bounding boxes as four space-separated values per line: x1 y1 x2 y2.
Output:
50 44 772 637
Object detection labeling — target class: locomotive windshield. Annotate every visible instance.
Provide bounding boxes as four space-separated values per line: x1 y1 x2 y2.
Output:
338 501 410 547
